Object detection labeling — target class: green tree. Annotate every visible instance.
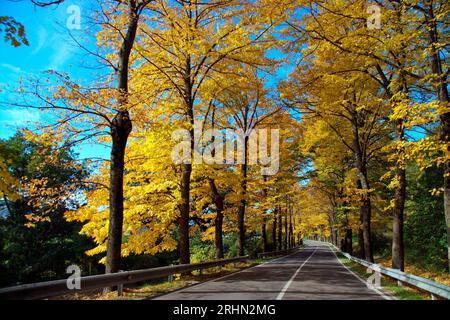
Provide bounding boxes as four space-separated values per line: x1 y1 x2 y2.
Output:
0 132 98 286
404 164 447 271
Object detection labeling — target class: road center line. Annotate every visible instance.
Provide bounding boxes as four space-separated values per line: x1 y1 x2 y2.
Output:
276 247 318 300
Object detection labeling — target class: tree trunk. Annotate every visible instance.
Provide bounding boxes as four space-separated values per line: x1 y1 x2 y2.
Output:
426 5 450 272
178 55 195 266
345 228 353 255
106 115 131 274
392 121 406 271
272 212 277 251
352 109 374 262
262 175 269 252
284 209 288 250
262 223 268 252
444 116 450 272
360 197 373 262
289 210 294 248
358 222 365 259
329 211 337 246
444 140 450 272
277 207 282 251
209 179 224 259
423 2 450 272
237 143 248 256
330 226 336 246
179 163 191 265
105 0 138 275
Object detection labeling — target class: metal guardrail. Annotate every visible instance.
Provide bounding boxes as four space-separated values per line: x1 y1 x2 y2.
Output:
0 256 249 300
257 246 301 258
330 243 450 300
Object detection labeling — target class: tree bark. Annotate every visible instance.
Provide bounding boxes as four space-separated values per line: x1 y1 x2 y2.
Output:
237 135 248 256
262 175 269 252
105 0 138 275
284 208 288 250
179 55 194 266
358 209 365 259
345 228 353 255
262 223 268 252
289 209 293 248
272 211 277 251
392 121 406 271
328 209 337 246
179 163 191 265
352 110 374 262
277 207 282 251
424 3 450 272
360 197 373 262
209 179 224 259
106 113 132 274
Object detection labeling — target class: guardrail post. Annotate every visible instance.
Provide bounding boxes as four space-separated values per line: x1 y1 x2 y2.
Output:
168 264 174 283
431 293 437 300
397 280 403 287
117 270 124 297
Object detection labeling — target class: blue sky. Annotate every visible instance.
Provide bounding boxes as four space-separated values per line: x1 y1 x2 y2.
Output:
0 0 109 159
0 1 295 162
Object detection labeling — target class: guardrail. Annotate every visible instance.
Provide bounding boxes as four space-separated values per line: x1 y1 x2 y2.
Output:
257 246 301 259
0 256 249 300
326 242 450 300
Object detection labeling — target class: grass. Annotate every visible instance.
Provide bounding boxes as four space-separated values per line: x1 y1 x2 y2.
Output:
116 261 260 300
336 252 429 300
375 256 450 287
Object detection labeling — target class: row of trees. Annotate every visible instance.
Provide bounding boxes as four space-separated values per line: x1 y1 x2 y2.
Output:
1 0 448 283
4 0 305 277
281 0 449 272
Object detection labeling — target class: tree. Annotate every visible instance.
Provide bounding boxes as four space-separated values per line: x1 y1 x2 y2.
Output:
285 0 449 270
14 0 154 275
0 132 95 286
282 46 391 261
134 0 275 263
0 16 28 47
66 122 180 262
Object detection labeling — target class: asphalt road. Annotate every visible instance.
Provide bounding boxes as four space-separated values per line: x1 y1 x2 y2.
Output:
153 240 393 300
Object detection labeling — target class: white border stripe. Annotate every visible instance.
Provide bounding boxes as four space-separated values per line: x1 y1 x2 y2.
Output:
327 244 395 300
154 247 305 299
276 247 318 300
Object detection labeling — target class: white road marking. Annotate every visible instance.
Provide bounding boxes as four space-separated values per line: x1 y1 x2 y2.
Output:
276 247 318 300
153 247 305 299
327 243 395 300
195 248 305 284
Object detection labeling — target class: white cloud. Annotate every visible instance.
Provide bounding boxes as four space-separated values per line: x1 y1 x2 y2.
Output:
48 43 72 69
0 63 22 74
0 108 41 126
46 32 76 70
31 27 48 55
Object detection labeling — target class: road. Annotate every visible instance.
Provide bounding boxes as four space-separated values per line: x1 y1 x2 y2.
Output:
153 240 392 300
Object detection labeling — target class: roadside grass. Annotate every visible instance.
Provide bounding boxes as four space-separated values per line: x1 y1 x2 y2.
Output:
336 252 428 300
375 256 450 287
